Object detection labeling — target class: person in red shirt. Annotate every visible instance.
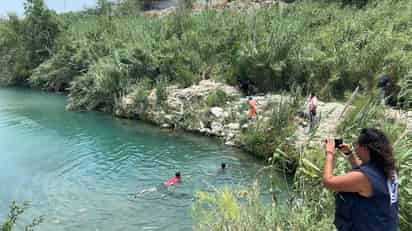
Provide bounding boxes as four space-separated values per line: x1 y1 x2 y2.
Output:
138 172 187 196
164 172 181 187
248 96 257 120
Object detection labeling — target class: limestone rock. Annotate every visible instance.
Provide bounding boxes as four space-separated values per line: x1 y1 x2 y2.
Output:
225 140 236 146
211 121 224 135
161 123 172 129
122 96 135 106
200 128 212 134
147 89 157 106
211 107 224 118
227 123 240 130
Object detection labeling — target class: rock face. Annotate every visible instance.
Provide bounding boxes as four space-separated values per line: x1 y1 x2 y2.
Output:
115 80 265 146
141 0 282 18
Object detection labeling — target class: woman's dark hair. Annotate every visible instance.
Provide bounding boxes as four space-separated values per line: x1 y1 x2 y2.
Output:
357 128 396 180
175 172 181 178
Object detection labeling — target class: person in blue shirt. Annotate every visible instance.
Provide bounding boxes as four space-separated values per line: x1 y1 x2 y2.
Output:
323 128 398 231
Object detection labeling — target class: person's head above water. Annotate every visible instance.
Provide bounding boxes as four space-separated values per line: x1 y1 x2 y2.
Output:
175 172 181 179
221 163 226 169
248 96 253 101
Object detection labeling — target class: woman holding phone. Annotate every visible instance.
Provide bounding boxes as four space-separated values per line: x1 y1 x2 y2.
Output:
323 128 398 231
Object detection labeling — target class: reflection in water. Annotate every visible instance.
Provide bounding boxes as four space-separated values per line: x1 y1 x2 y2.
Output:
0 88 286 231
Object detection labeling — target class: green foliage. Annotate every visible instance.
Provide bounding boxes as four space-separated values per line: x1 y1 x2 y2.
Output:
67 52 134 111
1 201 43 231
242 96 298 159
23 0 61 66
155 77 168 106
395 134 412 228
116 0 142 16
398 71 412 109
2 0 412 106
337 95 384 139
178 0 195 10
128 80 151 114
0 0 61 86
206 90 229 107
192 181 335 231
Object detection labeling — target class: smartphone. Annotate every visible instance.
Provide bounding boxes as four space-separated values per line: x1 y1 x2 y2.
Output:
334 138 343 148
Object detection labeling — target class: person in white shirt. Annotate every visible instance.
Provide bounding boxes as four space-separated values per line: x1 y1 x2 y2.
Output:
308 93 318 130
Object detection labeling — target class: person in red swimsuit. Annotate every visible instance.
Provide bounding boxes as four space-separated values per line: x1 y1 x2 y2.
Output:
164 172 181 187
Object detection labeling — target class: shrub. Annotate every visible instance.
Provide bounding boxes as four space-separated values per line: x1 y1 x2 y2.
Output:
241 96 298 159
206 89 229 107
128 80 151 114
398 71 412 109
155 77 168 106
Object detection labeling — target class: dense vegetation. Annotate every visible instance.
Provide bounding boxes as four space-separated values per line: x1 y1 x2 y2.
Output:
0 0 411 112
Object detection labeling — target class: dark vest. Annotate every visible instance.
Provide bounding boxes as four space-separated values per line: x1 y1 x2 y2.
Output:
334 162 398 231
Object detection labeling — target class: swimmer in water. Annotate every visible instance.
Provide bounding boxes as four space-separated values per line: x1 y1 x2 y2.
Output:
138 172 189 195
206 163 227 176
221 163 226 170
217 162 228 175
164 172 181 187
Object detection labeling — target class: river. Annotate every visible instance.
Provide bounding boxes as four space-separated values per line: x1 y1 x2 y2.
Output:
0 88 286 231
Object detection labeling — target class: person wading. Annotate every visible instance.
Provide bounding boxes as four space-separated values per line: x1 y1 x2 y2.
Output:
323 128 398 231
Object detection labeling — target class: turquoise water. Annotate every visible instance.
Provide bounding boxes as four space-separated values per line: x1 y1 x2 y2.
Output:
0 88 286 230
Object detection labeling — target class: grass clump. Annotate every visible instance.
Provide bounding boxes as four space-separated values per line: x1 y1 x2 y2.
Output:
206 89 229 107
241 96 299 160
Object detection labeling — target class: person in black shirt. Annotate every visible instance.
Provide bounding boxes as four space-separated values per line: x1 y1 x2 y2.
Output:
377 74 390 105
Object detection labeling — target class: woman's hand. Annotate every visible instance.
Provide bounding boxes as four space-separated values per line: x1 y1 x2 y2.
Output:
325 138 335 156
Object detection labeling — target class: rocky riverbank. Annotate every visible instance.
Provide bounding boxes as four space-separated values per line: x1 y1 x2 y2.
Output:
115 80 265 146
113 80 359 152
114 79 411 156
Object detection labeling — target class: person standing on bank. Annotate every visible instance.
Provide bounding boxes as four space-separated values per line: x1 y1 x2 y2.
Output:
323 128 398 231
308 93 318 130
377 74 390 106
248 96 257 120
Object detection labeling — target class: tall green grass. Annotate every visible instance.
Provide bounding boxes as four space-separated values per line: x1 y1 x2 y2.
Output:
2 0 412 111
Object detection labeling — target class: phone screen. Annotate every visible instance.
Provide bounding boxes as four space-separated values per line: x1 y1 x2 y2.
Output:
334 139 343 148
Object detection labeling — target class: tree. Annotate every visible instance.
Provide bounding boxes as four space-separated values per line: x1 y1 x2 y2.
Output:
23 0 61 69
117 0 142 16
97 0 115 16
